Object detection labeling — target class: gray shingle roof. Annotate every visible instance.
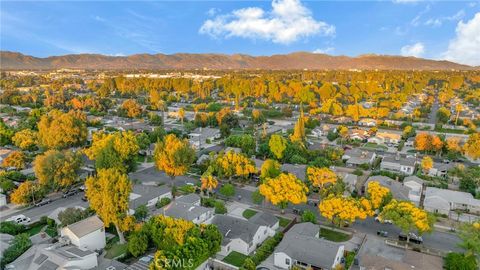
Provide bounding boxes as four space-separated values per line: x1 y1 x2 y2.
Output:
64 215 103 238
163 202 211 222
130 184 171 208
176 194 201 205
211 215 261 245
249 212 279 227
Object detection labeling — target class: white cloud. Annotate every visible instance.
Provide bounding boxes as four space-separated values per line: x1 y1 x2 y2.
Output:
400 42 425 57
443 12 480 66
199 0 335 44
207 8 219 17
313 47 334 54
393 0 420 4
425 10 465 27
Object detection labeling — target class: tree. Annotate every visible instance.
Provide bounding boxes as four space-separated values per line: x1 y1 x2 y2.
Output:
446 137 462 153
224 134 256 156
290 106 306 144
444 252 477 270
301 210 317 223
213 150 255 180
154 134 195 186
464 133 480 160
10 181 39 205
121 99 143 118
0 233 32 267
366 181 391 209
457 221 480 259
251 189 264 205
306 167 337 189
402 125 415 139
415 132 431 151
260 159 281 181
58 207 92 226
201 174 218 193
134 205 148 221
421 156 433 174
38 110 87 149
219 183 235 197
319 195 373 227
459 167 480 195
380 200 434 239
34 150 82 188
12 129 37 150
269 134 287 160
85 131 140 173
85 168 133 243
178 107 185 124
436 107 451 124
259 173 308 209
0 120 14 146
2 151 26 169
338 125 349 140
128 231 148 257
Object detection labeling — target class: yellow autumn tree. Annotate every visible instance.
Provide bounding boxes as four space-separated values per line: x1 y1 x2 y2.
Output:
12 129 38 150
415 132 431 151
201 174 218 192
121 99 143 118
366 181 391 209
178 107 185 124
306 167 337 189
421 156 433 173
10 181 38 205
260 159 281 181
464 133 480 160
85 168 132 243
269 134 287 160
214 150 256 180
290 106 306 144
259 173 308 209
446 137 462 153
380 200 434 237
34 149 82 188
37 110 87 149
2 151 26 169
319 195 373 227
154 134 195 185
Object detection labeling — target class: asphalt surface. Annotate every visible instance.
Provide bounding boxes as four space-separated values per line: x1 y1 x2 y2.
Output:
427 90 439 125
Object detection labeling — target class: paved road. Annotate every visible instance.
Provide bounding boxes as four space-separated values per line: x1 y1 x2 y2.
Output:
0 192 89 223
428 90 440 125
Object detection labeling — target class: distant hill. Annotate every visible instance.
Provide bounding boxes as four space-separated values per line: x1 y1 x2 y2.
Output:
0 51 475 70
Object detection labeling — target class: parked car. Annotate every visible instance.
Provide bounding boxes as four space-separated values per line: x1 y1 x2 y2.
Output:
377 230 388 237
292 208 304 215
398 232 423 244
375 216 393 224
81 195 88 202
34 198 51 207
62 189 78 198
6 214 31 225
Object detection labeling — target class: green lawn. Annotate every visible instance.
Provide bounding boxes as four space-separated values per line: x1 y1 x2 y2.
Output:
45 227 58 238
25 224 45 236
277 217 291 227
222 251 248 267
364 142 387 150
105 243 128 259
319 227 351 242
242 209 258 219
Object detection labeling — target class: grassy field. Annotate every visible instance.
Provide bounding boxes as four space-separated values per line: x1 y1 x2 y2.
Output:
363 142 387 150
222 251 248 267
319 227 351 242
278 217 291 227
25 224 45 236
105 243 128 259
242 209 258 219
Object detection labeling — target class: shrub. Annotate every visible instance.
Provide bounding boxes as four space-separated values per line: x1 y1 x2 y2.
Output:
201 197 216 207
444 252 477 270
0 233 32 267
289 154 307 164
128 231 148 257
214 201 227 214
0 221 26 235
250 232 283 265
301 210 317 224
156 197 171 208
219 184 235 197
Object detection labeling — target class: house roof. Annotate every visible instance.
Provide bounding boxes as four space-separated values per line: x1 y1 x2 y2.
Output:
211 215 261 245
162 202 211 222
249 212 279 227
130 184 171 208
425 187 480 207
403 176 424 186
176 194 201 205
281 163 307 181
64 215 103 238
276 223 342 269
382 155 416 167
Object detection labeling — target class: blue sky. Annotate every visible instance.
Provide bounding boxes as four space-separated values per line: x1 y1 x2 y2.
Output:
1 0 479 65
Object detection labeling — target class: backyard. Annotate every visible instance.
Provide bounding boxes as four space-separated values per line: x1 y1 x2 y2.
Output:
222 251 248 267
319 227 351 242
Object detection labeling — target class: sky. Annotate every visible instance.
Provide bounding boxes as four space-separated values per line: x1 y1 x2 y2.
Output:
1 0 480 65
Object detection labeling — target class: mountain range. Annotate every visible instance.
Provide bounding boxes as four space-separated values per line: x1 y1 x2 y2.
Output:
0 51 476 70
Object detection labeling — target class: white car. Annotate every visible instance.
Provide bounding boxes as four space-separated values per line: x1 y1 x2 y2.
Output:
375 216 393 224
6 214 31 225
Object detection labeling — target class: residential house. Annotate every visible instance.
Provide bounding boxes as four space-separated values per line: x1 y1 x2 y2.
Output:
60 215 106 251
334 171 358 193
349 129 369 141
249 212 279 232
160 194 214 224
364 176 410 201
423 187 480 215
129 184 172 214
274 223 344 270
428 162 455 178
6 243 98 270
358 118 377 127
188 127 221 149
405 137 415 147
368 132 402 145
342 149 376 167
403 176 424 203
380 154 416 175
355 236 443 270
281 163 307 181
211 215 272 256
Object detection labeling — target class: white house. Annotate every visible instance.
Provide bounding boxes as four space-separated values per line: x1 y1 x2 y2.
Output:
274 223 344 270
423 187 480 215
380 154 416 175
211 215 272 256
368 132 402 145
188 127 221 149
60 215 106 251
403 176 424 203
358 118 377 127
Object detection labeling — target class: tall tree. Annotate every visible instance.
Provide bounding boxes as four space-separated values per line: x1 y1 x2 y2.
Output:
318 195 373 227
464 133 480 160
259 173 308 209
421 156 433 174
37 110 87 149
290 106 306 144
306 167 337 190
12 129 38 150
85 168 133 243
2 151 27 169
34 149 82 189
154 134 195 186
269 134 287 160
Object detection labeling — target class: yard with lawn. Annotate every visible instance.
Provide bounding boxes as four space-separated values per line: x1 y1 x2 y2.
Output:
25 224 45 236
242 209 258 219
105 243 128 259
319 227 351 242
222 251 248 267
277 216 291 227
363 142 387 150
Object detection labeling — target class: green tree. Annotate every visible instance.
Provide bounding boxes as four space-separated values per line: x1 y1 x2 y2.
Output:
444 252 477 270
134 205 149 221
219 183 235 197
260 159 281 181
252 190 264 205
128 231 148 257
58 208 92 226
269 134 287 160
34 149 82 189
301 210 317 223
